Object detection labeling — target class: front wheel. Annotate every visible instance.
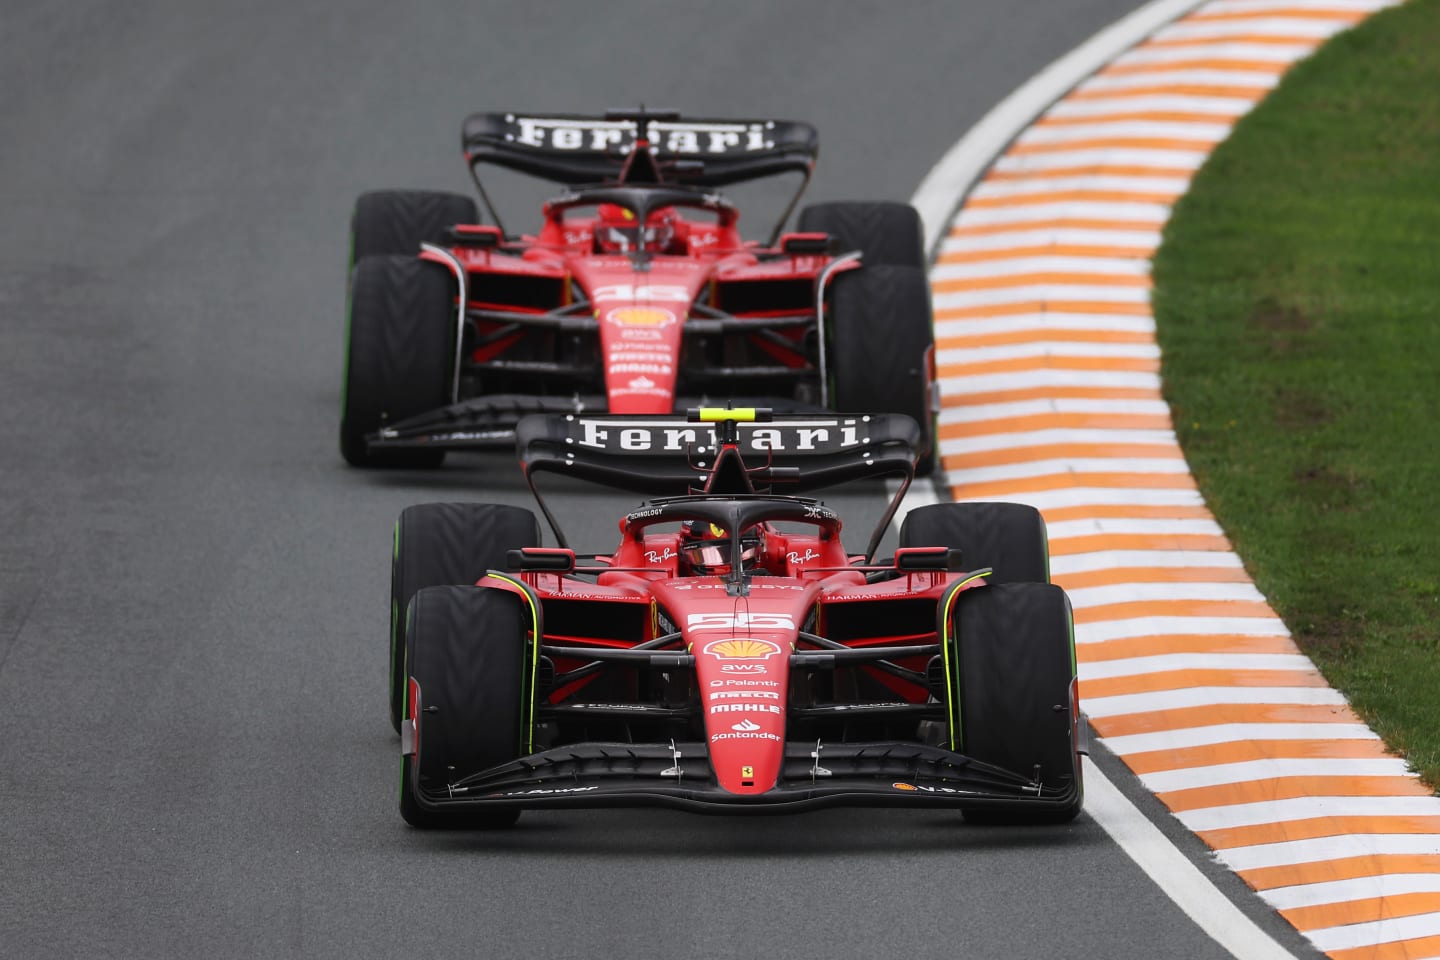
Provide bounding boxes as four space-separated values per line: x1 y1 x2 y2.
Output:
827 264 936 474
899 502 1050 584
400 585 531 829
340 255 455 468
389 502 541 731
949 582 1082 824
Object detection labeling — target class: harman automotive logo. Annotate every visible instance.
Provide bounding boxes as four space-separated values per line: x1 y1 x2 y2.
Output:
574 420 867 453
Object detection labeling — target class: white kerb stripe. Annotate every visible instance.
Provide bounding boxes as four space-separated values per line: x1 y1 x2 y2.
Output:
1218 834 1440 874
1264 873 1440 913
1155 17 1352 41
1080 652 1318 680
942 398 1175 422
936 285 1154 308
943 458 1189 486
932 256 1153 281
934 312 1158 336
1050 550 1242 574
981 488 1207 512
1102 723 1378 757
1308 912 1440 954
1078 618 1291 646
1116 42 1318 65
1140 758 1412 794
1178 795 1440 835
992 145 1213 172
1078 69 1282 92
968 174 1192 198
955 201 1171 227
1204 0 1393 12
1045 93 1256 118
946 428 1178 454
939 341 1161 364
1016 120 1234 143
1048 518 1221 541
940 370 1163 395
942 227 1163 253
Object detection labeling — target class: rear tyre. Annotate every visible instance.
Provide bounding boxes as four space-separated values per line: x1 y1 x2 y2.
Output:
389 502 541 731
400 585 529 829
950 582 1082 824
798 201 925 268
827 264 935 474
340 255 455 468
351 190 479 262
899 502 1050 583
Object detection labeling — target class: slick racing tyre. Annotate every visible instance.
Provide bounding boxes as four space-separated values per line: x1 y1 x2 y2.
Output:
899 502 1050 584
827 264 935 474
950 582 1082 824
340 254 454 468
798 201 925 268
401 585 531 829
389 502 541 731
350 190 479 262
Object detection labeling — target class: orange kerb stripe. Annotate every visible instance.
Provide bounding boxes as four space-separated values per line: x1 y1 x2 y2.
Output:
1076 598 1274 623
942 385 1163 407
1241 854 1440 893
1050 532 1231 556
1055 563 1250 589
1140 33 1332 49
951 472 1195 499
936 299 1154 319
940 355 1159 376
983 163 1199 181
952 443 1182 470
1099 59 1289 76
1007 136 1220 155
1160 776 1432 814
933 271 1152 293
941 412 1172 438
951 217 1166 236
1041 503 1211 523
965 189 1181 208
938 244 1157 264
1125 739 1390 776
1067 84 1273 101
1091 703 1362 738
1035 110 1243 127
936 329 1158 349
1186 7 1364 23
1080 634 1299 662
1285 893 1440 939
1331 934 1440 960
1201 815 1440 852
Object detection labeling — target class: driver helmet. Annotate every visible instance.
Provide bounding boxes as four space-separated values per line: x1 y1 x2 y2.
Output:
680 521 764 576
595 204 677 254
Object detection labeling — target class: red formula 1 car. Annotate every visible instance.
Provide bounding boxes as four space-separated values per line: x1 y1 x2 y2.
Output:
341 109 937 470
390 409 1082 826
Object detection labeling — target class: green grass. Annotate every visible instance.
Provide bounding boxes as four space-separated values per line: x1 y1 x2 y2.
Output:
1151 0 1440 784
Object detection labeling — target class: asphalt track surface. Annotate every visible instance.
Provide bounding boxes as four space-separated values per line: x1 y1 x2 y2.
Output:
0 2 1322 957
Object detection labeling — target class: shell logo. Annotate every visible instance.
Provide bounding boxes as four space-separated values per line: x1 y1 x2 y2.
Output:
703 638 781 661
892 782 918 792
607 307 676 327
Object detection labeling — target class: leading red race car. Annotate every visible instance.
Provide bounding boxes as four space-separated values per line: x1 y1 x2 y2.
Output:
390 408 1083 826
341 109 937 470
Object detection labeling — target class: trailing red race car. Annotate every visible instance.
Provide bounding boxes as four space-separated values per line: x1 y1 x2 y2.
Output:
390 408 1083 826
342 109 937 470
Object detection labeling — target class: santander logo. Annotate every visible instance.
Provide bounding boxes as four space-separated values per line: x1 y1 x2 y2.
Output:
732 719 761 732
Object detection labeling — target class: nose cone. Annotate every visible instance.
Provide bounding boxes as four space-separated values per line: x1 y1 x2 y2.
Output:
692 635 790 794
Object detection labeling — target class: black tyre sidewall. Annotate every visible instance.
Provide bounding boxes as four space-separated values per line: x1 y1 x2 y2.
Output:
389 503 541 730
340 255 454 467
798 201 925 268
827 264 935 466
899 502 1050 584
351 190 479 262
400 585 529 828
952 582 1081 823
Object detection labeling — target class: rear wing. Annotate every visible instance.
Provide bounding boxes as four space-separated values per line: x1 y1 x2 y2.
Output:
462 112 818 188
516 411 921 555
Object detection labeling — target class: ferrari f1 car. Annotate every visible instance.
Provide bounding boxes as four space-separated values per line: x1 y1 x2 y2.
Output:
342 109 937 470
390 408 1082 826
